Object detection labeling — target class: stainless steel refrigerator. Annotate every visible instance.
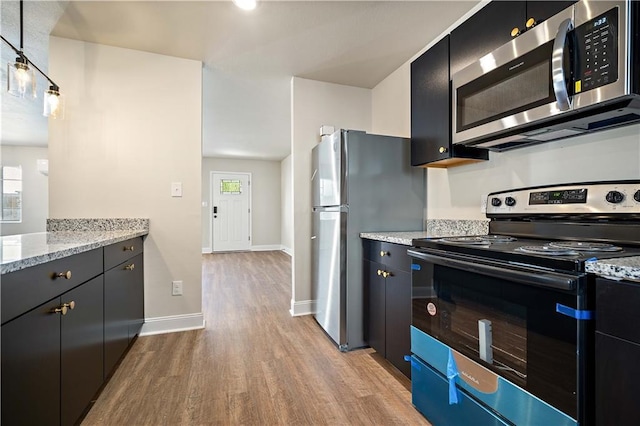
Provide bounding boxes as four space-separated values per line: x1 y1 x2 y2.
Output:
311 129 425 351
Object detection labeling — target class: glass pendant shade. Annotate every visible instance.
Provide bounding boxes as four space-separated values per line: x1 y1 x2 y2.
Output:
43 86 64 119
7 57 36 98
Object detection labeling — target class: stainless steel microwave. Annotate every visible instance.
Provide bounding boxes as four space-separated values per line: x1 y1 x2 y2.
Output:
452 0 640 150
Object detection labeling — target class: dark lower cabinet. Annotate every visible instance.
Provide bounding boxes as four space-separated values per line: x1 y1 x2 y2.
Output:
105 253 144 374
1 299 61 425
1 275 104 426
61 276 105 426
363 240 412 378
595 277 640 425
1 237 145 426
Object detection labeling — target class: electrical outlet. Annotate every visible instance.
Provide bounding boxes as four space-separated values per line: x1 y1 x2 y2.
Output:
172 280 183 296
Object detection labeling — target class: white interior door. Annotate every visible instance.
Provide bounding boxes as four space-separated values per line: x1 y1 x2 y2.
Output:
211 172 251 252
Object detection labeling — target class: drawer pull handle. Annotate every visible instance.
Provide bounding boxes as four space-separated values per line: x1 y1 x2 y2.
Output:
125 263 135 271
379 251 389 257
55 270 72 280
377 269 391 278
124 245 135 251
51 301 75 316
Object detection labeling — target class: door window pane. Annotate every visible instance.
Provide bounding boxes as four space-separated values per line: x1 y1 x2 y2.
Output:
220 179 242 195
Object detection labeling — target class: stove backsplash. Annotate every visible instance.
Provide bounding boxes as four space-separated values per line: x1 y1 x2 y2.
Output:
425 219 489 237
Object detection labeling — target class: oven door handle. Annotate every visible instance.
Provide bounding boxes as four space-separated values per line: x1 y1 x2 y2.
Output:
408 249 579 291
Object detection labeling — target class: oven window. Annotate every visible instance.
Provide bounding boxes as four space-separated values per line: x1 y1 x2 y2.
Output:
412 263 579 419
456 40 557 131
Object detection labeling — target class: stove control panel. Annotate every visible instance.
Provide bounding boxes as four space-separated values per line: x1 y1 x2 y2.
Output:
487 181 640 215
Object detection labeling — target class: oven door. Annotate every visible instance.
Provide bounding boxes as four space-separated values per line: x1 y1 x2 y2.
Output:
452 4 575 147
408 247 593 425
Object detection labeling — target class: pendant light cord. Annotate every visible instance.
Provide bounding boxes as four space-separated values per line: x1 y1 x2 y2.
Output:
19 0 24 51
0 0 59 90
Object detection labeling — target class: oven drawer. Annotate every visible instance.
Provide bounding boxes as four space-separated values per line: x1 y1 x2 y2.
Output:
411 354 508 426
363 240 411 272
411 326 577 426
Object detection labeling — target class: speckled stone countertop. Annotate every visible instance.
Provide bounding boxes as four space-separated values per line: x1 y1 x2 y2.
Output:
1 218 149 274
360 219 489 246
585 256 640 282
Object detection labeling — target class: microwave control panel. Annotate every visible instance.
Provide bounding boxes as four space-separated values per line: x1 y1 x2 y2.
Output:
574 7 619 93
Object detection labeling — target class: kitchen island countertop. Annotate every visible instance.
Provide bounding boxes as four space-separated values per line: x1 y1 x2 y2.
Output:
1 222 149 275
585 256 640 283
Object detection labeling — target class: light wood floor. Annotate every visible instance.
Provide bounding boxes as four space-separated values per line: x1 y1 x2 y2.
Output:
82 251 429 425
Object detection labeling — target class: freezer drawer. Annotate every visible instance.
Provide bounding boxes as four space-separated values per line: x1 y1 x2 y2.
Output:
312 208 347 347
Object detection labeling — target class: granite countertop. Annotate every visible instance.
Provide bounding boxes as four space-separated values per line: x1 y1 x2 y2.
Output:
360 219 490 246
585 256 640 283
1 218 150 274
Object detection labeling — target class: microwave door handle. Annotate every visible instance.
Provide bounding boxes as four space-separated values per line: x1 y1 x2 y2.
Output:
552 18 574 111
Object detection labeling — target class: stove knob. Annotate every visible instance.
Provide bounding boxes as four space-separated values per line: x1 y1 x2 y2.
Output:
491 197 502 207
505 196 516 207
605 190 625 204
634 190 640 203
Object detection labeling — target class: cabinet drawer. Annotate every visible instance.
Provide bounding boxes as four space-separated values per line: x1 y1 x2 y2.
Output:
363 240 411 272
1 248 103 325
104 237 144 271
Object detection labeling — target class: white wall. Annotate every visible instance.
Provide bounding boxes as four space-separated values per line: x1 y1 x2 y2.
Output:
281 154 293 255
372 39 640 220
201 157 282 251
290 77 371 315
0 146 48 236
48 37 203 332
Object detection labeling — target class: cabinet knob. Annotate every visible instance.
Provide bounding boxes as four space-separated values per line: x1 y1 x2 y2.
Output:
511 27 521 37
438 146 448 154
526 17 536 29
379 250 389 257
55 270 72 280
377 269 383 276
51 301 74 316
124 263 135 271
382 271 391 278
124 245 135 251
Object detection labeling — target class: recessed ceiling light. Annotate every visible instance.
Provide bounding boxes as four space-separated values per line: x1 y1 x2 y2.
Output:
233 0 257 11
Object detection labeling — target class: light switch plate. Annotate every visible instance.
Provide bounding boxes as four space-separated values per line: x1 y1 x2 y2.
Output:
171 182 183 197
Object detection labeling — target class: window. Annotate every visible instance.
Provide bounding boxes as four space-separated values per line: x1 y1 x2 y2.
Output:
1 166 22 222
220 179 242 195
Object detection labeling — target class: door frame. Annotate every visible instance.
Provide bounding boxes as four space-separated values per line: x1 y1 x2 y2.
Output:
209 171 252 252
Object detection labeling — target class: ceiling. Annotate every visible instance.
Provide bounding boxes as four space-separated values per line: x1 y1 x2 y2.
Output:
4 1 481 160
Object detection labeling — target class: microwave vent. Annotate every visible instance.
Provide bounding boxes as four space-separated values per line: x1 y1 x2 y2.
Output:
525 128 585 142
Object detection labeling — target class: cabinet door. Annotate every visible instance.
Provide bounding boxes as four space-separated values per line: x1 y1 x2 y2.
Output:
105 262 133 375
1 299 61 425
450 1 526 77
526 1 577 27
61 275 104 426
411 35 450 165
364 259 386 357
127 253 145 341
595 332 640 425
386 268 412 378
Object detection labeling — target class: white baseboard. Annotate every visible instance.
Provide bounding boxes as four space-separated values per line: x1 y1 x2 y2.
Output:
202 247 212 254
251 244 282 251
290 299 315 316
139 313 205 336
281 246 293 256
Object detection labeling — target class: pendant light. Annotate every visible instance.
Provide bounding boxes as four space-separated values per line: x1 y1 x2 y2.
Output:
1 0 64 118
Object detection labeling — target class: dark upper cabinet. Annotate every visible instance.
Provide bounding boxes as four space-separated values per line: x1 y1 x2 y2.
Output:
526 1 578 29
450 1 526 77
411 35 489 168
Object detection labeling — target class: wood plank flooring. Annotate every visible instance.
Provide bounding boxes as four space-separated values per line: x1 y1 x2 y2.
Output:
82 251 429 425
